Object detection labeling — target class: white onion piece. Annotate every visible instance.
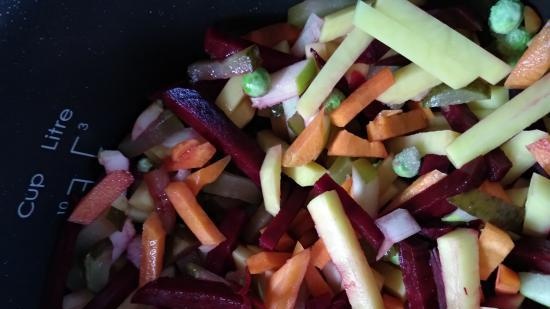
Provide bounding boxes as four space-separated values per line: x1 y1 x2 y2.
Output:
126 236 142 268
322 261 343 292
161 127 201 148
291 13 324 57
98 150 130 173
62 290 94 309
375 208 421 260
109 219 136 262
131 101 164 141
173 169 191 182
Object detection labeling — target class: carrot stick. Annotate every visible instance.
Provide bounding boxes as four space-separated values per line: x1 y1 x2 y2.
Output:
327 129 388 158
331 68 394 127
275 232 297 252
495 264 520 295
244 23 301 47
140 212 166 287
479 181 513 204
305 264 333 297
382 293 405 309
283 110 330 167
165 182 226 246
310 239 331 269
527 137 550 175
265 249 311 309
164 139 216 171
247 251 293 274
366 108 428 141
478 223 515 280
185 156 231 195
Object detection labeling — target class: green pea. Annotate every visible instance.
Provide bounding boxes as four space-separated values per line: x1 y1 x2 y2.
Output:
489 0 523 35
323 89 346 112
392 146 421 178
242 68 271 97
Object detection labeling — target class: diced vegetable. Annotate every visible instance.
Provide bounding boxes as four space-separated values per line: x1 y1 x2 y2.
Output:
330 67 394 127
164 139 216 171
143 168 177 233
483 293 525 309
527 137 550 175
377 63 441 107
139 212 166 287
489 0 524 34
98 150 130 174
422 79 491 108
392 146 421 178
162 87 265 186
132 277 250 309
367 109 428 141
82 263 138 309
260 145 283 215
322 89 345 112
373 262 406 299
247 251 292 274
84 239 113 292
307 191 384 309
244 23 301 47
216 75 246 113
69 171 134 225
506 21 550 89
283 110 330 167
398 237 439 309
109 219 136 262
188 46 261 82
242 68 271 97
446 74 550 168
375 208 421 260
519 272 550 306
387 130 459 156
478 223 515 280
500 130 549 185
523 173 550 237
418 154 451 175
350 159 379 216
297 28 374 120
304 263 333 297
319 6 354 43
265 249 311 309
507 237 550 274
523 5 542 34
165 182 226 246
185 156 231 195
313 174 384 251
327 130 387 158
479 181 513 204
287 0 355 27
291 14 324 57
495 264 520 294
441 208 478 223
251 59 317 109
449 190 524 232
469 85 509 110
399 156 487 221
203 172 262 205
437 228 481 309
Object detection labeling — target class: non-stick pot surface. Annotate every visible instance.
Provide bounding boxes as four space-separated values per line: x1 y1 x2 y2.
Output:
0 1 548 309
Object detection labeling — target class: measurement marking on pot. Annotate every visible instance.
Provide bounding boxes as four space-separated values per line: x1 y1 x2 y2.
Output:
40 108 73 151
66 178 94 196
69 136 97 158
16 173 46 219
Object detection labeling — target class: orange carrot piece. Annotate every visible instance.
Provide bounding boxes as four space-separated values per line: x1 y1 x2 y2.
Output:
340 176 353 195
383 169 447 215
407 101 434 120
479 181 513 204
305 264 333 297
275 233 297 252
527 137 550 174
185 156 231 195
283 111 330 167
140 212 166 286
331 68 394 127
165 139 216 171
265 249 311 309
478 223 515 280
165 182 226 246
247 251 293 274
505 21 550 89
366 108 428 141
244 23 301 47
310 239 331 269
382 294 405 309
495 264 521 295
327 130 388 158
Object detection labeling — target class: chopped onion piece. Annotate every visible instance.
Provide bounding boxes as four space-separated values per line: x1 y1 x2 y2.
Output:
98 150 130 174
291 14 324 57
375 208 421 260
187 46 261 83
131 100 164 141
62 290 94 309
126 236 142 268
109 219 136 262
173 169 191 182
161 127 201 148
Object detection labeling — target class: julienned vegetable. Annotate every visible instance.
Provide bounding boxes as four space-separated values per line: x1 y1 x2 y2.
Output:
59 1 550 308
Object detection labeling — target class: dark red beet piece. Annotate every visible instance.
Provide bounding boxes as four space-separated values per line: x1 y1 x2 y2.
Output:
506 237 550 274
331 291 351 309
362 101 386 121
429 7 483 32
205 207 248 274
144 168 177 233
41 222 82 309
440 105 511 181
83 263 139 309
418 154 451 175
162 87 264 186
259 187 309 251
132 277 251 309
399 237 439 309
375 54 411 66
312 174 384 252
357 40 390 64
419 222 455 241
428 249 447 309
305 293 332 309
204 27 300 72
483 293 525 309
399 156 487 221
346 70 367 92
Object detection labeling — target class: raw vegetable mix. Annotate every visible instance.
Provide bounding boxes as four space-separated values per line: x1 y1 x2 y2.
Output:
51 0 550 309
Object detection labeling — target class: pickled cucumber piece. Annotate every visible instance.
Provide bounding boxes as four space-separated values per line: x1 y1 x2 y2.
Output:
421 79 491 108
448 190 524 232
